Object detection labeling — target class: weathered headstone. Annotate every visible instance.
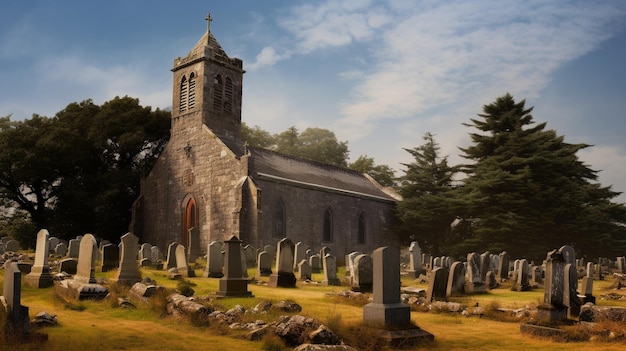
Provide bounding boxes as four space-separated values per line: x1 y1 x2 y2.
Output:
139 243 152 263
512 259 530 291
55 242 68 257
407 241 425 278
256 251 272 277
309 254 321 273
1 262 30 336
74 234 98 284
48 237 60 254
25 229 54 288
100 243 120 272
537 249 567 322
175 244 194 277
5 239 20 252
216 236 253 297
166 242 178 270
68 239 80 258
293 242 307 271
269 238 297 288
351 254 373 292
497 251 509 282
187 227 202 262
563 263 581 319
297 259 312 280
111 233 141 285
446 261 465 297
203 241 224 278
59 258 78 275
244 244 256 266
322 253 341 286
426 267 449 302
465 252 485 293
479 251 491 281
616 256 626 273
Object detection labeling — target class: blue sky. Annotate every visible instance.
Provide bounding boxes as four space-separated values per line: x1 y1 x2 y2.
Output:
2 0 626 202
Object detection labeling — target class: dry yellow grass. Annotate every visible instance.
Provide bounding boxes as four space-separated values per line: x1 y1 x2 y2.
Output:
1 265 625 351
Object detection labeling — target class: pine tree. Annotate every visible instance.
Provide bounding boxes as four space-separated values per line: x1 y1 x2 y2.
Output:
459 93 626 260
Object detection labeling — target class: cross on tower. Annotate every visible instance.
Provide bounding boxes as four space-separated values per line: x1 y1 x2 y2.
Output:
205 12 213 34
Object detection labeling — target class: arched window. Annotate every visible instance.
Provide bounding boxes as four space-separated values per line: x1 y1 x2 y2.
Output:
188 73 196 110
357 212 366 244
274 200 286 238
224 77 234 112
323 208 333 242
183 197 197 247
213 75 223 110
179 75 188 113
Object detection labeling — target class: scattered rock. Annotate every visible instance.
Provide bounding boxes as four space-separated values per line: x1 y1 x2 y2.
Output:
30 311 58 328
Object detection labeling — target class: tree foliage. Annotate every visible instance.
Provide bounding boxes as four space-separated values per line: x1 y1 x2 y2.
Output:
348 155 396 187
395 133 461 255
0 97 170 245
457 93 626 260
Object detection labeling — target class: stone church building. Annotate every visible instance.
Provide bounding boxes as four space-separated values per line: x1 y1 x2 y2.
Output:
132 21 400 260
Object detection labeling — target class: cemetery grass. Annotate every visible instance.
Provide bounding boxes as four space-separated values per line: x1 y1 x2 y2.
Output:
1 268 625 351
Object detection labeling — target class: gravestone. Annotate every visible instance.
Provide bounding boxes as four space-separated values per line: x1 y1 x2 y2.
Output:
216 236 253 297
346 251 364 284
74 234 98 284
111 233 141 285
269 238 297 288
243 244 256 266
616 256 626 273
59 258 78 275
426 267 449 302
55 242 68 257
187 227 202 262
351 254 373 292
320 246 331 270
151 246 162 269
240 245 249 278
203 241 224 278
25 229 54 288
294 242 307 271
2 262 30 336
446 261 465 297
256 251 272 277
100 243 120 272
512 259 530 291
297 259 312 280
465 252 485 293
479 251 491 281
175 244 194 277
68 239 80 258
5 239 20 252
48 237 60 254
497 251 509 282
139 243 152 263
406 241 425 278
563 263 581 319
530 266 543 286
362 245 433 344
166 242 178 270
537 249 567 322
322 253 341 286
309 254 322 273
580 262 595 304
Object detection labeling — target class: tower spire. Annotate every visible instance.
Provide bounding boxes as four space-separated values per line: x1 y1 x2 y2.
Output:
205 12 213 37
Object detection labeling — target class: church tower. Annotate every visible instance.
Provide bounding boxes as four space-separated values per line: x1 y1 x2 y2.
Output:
171 14 244 141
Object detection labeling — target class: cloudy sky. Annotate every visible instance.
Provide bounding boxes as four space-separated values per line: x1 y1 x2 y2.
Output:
2 0 626 201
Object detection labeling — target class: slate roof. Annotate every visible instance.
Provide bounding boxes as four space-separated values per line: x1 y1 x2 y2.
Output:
220 137 398 203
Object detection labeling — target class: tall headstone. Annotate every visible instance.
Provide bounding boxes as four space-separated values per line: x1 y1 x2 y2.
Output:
2 262 30 335
111 233 141 285
322 253 341 286
175 244 194 277
74 234 98 284
407 241 425 278
564 263 581 319
479 251 491 281
363 247 411 327
216 236 253 297
68 238 80 258
426 267 449 302
616 256 625 273
203 241 224 278
25 229 54 288
187 227 202 262
269 238 297 288
512 259 530 291
293 242 307 271
166 242 178 270
464 252 485 293
244 244 256 266
537 249 567 322
497 251 509 281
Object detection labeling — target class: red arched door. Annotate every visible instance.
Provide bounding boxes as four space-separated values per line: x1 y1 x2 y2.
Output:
182 197 197 247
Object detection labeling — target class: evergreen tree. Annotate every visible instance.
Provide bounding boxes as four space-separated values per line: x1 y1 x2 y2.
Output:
396 133 461 255
459 93 626 260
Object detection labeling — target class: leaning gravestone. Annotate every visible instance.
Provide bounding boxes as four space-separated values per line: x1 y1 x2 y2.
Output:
2 262 30 336
216 236 253 297
25 229 54 288
269 238 297 288
363 246 434 345
111 233 141 285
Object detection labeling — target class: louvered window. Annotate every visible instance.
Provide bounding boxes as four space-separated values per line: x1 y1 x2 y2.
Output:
179 76 187 113
224 77 233 112
213 75 223 110
188 73 196 110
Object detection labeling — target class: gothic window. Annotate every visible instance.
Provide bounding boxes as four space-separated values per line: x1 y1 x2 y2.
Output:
323 207 333 242
183 197 197 247
357 212 366 245
179 75 188 113
188 72 196 110
224 77 234 113
274 200 286 238
213 75 223 110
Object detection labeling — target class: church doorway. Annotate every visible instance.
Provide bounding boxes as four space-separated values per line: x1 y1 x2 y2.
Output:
182 197 198 247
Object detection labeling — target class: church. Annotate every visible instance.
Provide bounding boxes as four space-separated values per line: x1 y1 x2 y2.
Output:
131 17 400 261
